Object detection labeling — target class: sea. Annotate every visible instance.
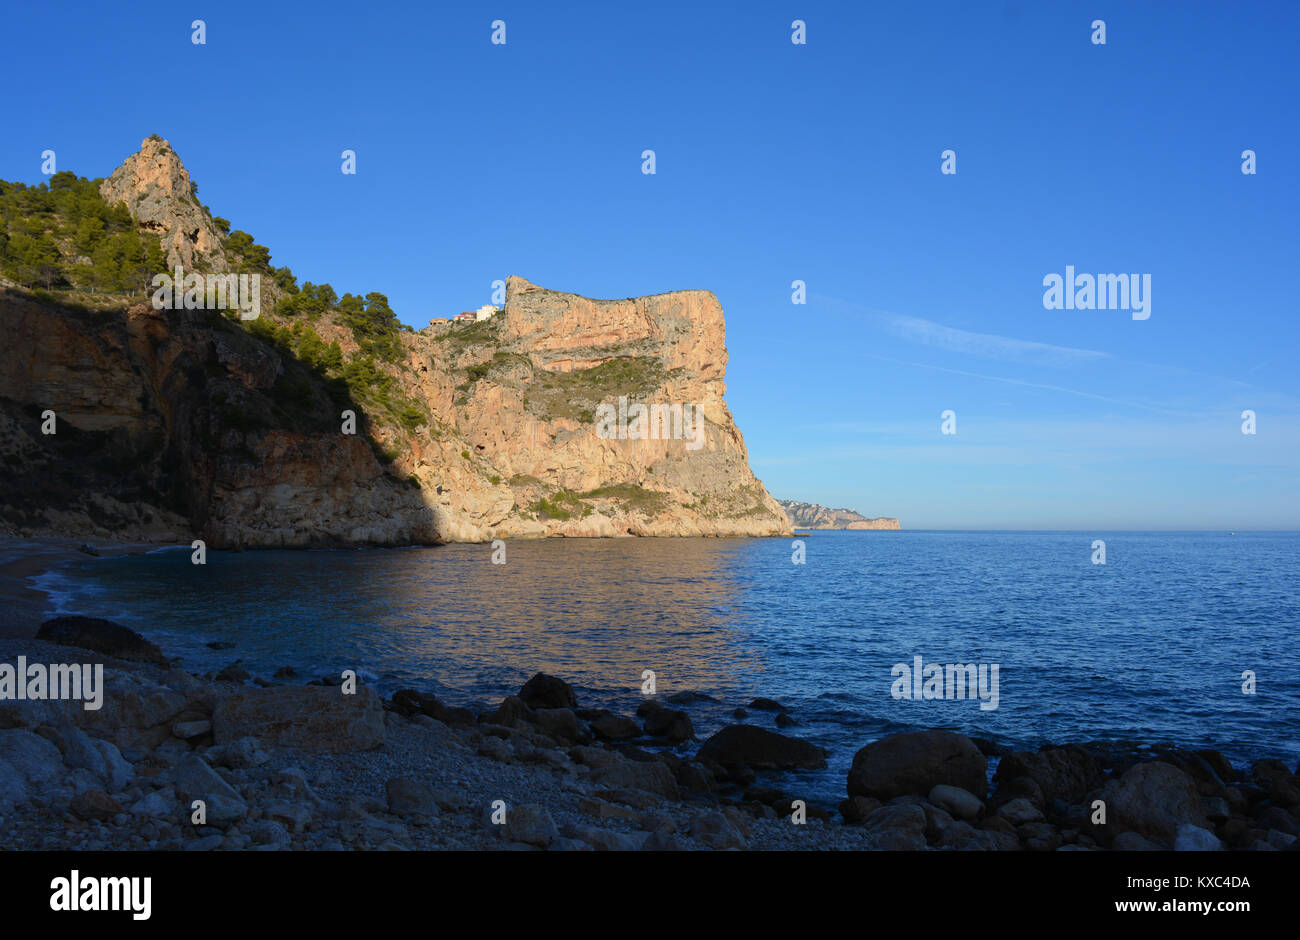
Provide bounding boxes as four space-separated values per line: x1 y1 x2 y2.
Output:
33 530 1300 805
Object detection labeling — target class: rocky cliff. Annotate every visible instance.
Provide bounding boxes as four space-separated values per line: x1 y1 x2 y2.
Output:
0 287 436 547
779 500 899 530
98 135 230 274
0 138 791 546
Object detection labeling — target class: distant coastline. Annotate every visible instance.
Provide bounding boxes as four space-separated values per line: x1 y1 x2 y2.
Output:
779 500 900 530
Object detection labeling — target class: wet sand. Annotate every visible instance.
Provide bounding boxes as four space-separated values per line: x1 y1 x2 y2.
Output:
0 537 165 638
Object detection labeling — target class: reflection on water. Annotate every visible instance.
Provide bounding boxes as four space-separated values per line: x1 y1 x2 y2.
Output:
57 538 769 708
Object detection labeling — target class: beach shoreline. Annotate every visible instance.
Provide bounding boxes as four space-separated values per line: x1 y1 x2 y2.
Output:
0 536 174 640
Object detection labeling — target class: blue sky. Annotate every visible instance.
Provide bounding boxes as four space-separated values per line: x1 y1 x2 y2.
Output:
5 1 1297 528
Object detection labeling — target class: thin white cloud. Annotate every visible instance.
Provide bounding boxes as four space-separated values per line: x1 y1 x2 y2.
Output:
880 313 1110 365
857 352 1195 416
811 294 1109 365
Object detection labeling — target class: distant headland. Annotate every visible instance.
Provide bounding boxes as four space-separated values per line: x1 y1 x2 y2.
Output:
779 500 900 530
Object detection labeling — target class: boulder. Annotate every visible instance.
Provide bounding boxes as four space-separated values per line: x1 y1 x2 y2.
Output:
563 823 643 851
840 795 882 823
211 685 385 752
390 689 476 726
486 695 534 727
863 802 928 840
1174 824 1223 851
993 746 1102 804
0 729 64 808
996 797 1044 826
688 810 747 849
532 707 585 744
589 758 680 800
93 739 134 790
935 820 1000 850
35 616 165 664
36 723 107 779
167 754 246 826
588 712 641 741
847 730 987 800
638 700 694 743
518 673 577 710
929 784 984 820
696 725 827 771
1100 760 1207 847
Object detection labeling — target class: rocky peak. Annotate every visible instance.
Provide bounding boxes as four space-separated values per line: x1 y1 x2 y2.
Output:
99 136 229 272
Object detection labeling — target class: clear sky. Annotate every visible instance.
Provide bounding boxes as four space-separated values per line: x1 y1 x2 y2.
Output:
5 1 1297 528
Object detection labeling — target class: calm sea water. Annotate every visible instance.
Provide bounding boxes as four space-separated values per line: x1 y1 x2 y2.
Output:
35 531 1300 803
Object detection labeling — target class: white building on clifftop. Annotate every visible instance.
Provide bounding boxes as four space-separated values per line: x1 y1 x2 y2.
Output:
475 304 498 321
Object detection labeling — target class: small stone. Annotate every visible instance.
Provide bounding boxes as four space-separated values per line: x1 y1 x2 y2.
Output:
172 720 212 740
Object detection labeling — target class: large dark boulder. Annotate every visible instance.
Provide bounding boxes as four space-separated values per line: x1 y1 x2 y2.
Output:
518 673 577 710
1095 760 1207 847
637 700 694 743
36 616 164 664
696 724 827 771
581 709 641 741
848 730 987 800
993 746 1103 804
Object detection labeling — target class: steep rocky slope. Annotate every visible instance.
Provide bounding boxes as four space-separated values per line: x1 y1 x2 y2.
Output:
0 138 790 545
0 286 434 547
779 500 899 530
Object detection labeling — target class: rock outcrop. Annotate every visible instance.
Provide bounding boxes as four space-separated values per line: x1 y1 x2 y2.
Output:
0 139 790 545
779 500 899 530
98 136 230 273
405 275 791 540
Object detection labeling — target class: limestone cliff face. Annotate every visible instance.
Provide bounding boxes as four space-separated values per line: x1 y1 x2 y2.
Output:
779 500 900 530
0 139 791 545
99 137 229 273
396 276 791 540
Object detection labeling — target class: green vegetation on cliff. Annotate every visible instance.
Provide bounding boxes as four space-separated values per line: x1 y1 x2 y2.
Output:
0 173 165 294
522 357 673 422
